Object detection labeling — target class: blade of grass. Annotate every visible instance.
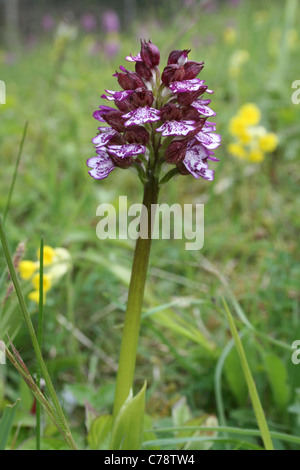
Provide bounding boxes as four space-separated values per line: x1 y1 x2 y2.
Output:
36 237 44 451
0 217 77 450
3 122 28 225
0 399 20 450
222 297 274 451
146 425 300 446
142 435 263 450
198 256 290 351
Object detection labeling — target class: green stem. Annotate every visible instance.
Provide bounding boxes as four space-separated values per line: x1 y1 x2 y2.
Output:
112 173 160 419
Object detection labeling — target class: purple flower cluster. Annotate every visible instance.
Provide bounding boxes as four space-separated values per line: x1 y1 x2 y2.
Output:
87 40 221 182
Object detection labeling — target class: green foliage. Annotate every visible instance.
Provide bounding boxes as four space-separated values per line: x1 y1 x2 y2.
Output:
264 354 290 410
0 400 20 450
109 382 147 450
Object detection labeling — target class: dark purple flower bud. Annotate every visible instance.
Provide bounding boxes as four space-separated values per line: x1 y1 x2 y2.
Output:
161 64 185 87
135 61 153 81
177 86 208 106
109 133 127 145
124 125 150 145
164 140 187 164
181 106 200 121
102 110 126 132
115 98 134 113
114 69 145 90
184 61 204 80
130 87 154 108
160 103 183 122
167 49 191 65
176 161 190 175
109 155 133 168
184 117 207 138
140 39 160 69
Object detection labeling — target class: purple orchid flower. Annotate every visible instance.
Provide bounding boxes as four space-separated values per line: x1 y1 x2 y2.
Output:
125 53 143 63
87 41 221 181
87 151 115 180
123 107 161 127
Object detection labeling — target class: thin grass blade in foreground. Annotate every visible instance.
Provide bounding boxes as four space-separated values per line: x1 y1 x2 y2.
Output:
0 399 20 450
0 217 77 450
222 298 274 451
3 122 28 225
36 237 44 450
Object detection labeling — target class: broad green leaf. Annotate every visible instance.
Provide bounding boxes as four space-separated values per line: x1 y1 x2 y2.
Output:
264 354 290 410
0 399 20 450
88 414 113 450
109 382 146 450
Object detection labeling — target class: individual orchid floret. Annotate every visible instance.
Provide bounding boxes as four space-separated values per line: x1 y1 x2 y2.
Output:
101 90 134 102
107 144 146 159
92 128 117 147
140 39 160 69
123 107 161 127
156 120 197 137
125 52 142 62
86 40 221 182
167 49 191 66
161 65 185 87
169 78 206 93
114 67 145 90
191 98 216 117
87 151 116 180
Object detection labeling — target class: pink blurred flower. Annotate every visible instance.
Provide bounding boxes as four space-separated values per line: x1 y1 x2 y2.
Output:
104 40 121 59
42 14 55 31
81 13 97 32
102 10 120 33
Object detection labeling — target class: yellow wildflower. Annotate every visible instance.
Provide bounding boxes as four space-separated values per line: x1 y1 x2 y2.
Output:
28 290 46 305
227 143 247 160
248 149 265 163
258 133 278 153
228 103 278 164
37 245 56 266
239 104 261 126
32 274 52 293
19 261 38 280
19 244 71 305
